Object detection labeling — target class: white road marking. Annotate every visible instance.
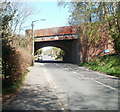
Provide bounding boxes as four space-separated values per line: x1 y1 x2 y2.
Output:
93 71 118 79
41 63 117 91
73 72 117 91
73 72 84 77
90 79 117 91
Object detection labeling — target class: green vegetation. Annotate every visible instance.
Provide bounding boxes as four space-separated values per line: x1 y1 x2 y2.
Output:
52 47 65 61
2 69 29 94
59 1 120 77
42 47 65 61
35 48 43 56
80 54 120 77
59 1 120 62
1 1 33 95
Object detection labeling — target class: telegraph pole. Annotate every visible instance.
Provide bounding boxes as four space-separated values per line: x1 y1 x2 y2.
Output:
31 19 46 56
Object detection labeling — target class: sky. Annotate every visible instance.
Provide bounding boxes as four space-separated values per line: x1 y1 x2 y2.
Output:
18 1 70 51
21 2 70 35
3 0 71 51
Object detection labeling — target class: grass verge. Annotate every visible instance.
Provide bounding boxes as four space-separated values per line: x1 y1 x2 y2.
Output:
79 53 120 77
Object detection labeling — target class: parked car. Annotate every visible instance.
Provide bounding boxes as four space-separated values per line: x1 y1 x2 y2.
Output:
38 56 43 61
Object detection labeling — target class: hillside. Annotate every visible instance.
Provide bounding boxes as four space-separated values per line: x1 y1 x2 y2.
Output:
80 54 120 77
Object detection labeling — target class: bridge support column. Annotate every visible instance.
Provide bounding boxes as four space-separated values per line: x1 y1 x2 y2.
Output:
71 39 80 64
63 49 72 63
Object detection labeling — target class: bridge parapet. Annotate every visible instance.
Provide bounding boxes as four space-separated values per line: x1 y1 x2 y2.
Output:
26 26 79 42
34 34 79 42
34 26 78 42
34 26 76 37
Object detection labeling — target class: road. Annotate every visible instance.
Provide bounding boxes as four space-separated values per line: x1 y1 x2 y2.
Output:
3 62 119 111
41 62 119 110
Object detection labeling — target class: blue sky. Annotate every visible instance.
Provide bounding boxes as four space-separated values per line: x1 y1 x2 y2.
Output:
22 2 70 34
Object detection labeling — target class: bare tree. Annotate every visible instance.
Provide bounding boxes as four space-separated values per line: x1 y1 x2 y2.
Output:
0 1 35 43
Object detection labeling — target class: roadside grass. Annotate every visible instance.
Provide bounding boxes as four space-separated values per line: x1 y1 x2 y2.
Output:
79 53 120 77
2 69 29 95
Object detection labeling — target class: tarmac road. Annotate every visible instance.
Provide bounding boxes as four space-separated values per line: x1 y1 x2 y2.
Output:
42 62 119 110
3 62 119 111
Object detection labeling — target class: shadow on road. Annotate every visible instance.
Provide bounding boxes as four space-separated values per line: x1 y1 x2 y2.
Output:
2 83 63 110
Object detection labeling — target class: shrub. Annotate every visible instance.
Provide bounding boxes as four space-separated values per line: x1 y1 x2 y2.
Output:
2 42 33 89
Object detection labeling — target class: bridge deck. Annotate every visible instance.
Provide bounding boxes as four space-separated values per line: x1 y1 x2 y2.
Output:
34 26 78 42
34 34 79 42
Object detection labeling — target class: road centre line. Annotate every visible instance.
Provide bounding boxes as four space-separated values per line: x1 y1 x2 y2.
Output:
90 79 117 91
41 63 117 91
73 72 117 91
73 72 84 77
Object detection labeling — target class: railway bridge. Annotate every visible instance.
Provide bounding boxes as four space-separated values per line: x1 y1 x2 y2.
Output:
27 26 80 64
